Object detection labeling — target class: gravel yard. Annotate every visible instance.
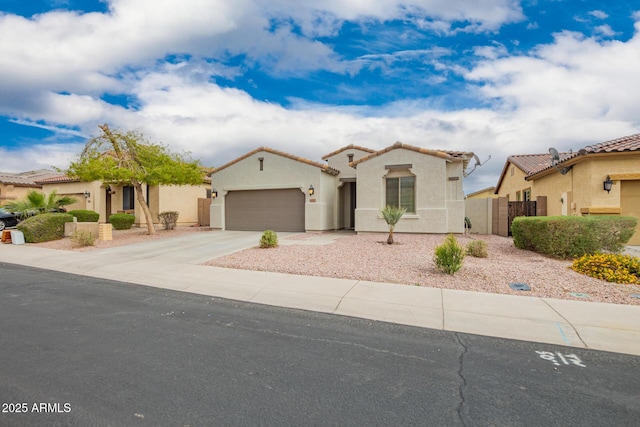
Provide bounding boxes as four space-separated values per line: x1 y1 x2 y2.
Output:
25 227 640 305
204 232 640 306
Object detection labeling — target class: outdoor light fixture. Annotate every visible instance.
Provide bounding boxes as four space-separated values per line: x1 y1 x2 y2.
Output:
308 185 315 196
212 189 218 198
603 176 613 193
83 191 91 198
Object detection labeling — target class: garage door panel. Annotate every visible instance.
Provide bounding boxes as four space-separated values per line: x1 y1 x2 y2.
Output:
225 189 305 232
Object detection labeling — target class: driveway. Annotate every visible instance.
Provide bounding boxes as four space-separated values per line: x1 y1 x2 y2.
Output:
98 230 298 264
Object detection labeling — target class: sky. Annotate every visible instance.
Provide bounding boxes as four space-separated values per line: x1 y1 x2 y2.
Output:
0 0 639 194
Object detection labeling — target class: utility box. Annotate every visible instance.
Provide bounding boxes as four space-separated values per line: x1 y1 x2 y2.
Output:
10 230 25 245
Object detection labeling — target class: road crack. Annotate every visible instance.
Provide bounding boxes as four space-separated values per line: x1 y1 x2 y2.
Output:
455 333 468 426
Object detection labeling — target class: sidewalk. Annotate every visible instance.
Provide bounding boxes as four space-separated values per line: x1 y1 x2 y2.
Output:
1 235 639 357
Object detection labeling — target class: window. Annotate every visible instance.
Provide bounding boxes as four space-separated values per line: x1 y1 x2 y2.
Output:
386 176 415 213
516 191 521 201
259 157 264 171
123 186 135 210
523 188 531 201
347 154 354 163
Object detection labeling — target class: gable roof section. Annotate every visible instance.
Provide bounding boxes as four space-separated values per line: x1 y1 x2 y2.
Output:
321 144 376 160
527 133 640 180
35 174 81 185
349 142 474 168
210 147 340 176
0 169 59 186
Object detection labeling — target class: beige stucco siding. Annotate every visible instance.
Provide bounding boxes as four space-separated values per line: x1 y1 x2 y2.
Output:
324 148 374 179
210 151 337 231
41 181 103 218
496 162 529 201
354 148 465 234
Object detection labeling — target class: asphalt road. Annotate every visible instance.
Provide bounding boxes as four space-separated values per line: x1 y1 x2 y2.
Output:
1 262 639 427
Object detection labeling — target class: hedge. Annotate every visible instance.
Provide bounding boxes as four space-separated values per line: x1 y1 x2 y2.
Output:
109 213 136 230
511 215 637 259
17 213 74 243
67 209 99 222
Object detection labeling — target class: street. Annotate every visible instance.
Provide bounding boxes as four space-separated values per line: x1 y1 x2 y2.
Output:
1 262 639 426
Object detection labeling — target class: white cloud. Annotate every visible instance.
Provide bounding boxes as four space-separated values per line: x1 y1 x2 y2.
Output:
0 1 639 194
589 10 609 20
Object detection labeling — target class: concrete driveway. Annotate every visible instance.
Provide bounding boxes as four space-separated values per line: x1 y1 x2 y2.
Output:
98 230 298 264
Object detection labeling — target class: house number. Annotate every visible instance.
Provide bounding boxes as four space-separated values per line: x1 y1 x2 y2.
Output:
536 351 586 367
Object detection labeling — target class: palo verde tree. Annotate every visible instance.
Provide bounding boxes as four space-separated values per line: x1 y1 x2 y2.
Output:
64 124 204 235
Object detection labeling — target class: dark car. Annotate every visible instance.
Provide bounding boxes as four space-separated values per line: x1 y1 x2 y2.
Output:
0 207 19 231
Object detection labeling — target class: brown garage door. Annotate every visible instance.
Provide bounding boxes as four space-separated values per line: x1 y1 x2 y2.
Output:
225 189 305 232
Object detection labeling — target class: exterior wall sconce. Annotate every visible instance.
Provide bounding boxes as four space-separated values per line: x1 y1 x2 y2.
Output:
212 189 218 198
308 185 315 196
603 176 613 193
83 191 91 198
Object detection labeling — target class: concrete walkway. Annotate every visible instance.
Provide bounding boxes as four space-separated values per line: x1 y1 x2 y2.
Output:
2 231 640 357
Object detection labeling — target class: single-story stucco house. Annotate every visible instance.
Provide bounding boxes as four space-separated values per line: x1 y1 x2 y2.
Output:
36 175 211 227
209 142 474 234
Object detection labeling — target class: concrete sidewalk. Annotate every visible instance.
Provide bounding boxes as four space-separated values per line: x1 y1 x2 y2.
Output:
1 234 639 357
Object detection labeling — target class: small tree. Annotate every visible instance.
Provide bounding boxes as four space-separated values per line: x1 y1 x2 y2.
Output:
5 190 77 219
381 205 406 244
64 124 204 235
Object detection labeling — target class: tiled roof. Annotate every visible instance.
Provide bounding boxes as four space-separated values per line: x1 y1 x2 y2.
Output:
321 144 376 160
349 141 474 168
582 133 640 153
0 169 59 186
34 174 80 184
210 147 340 176
527 133 640 178
508 153 571 176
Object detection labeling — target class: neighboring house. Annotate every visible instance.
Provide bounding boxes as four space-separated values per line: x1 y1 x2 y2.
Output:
495 133 640 244
465 187 497 199
209 142 474 234
0 169 59 206
36 175 211 226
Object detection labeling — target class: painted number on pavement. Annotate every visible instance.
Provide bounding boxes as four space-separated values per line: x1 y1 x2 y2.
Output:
536 351 586 367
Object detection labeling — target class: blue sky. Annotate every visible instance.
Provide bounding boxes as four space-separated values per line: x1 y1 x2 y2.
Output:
1 0 639 193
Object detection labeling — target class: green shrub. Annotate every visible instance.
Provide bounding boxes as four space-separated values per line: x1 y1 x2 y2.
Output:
67 209 99 222
17 213 74 243
434 234 465 274
571 253 639 284
259 230 278 248
71 229 96 248
511 216 637 259
466 239 488 258
158 211 179 230
109 213 135 230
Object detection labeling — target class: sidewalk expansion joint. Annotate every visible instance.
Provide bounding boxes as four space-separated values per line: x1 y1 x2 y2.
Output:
541 299 588 349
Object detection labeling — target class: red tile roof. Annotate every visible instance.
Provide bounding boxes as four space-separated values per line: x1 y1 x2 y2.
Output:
210 147 340 176
0 169 59 186
321 144 376 160
583 132 640 153
349 141 474 168
34 175 80 184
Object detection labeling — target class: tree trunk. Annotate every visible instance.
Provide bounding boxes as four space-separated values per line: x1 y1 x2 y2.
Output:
133 181 156 235
387 231 394 244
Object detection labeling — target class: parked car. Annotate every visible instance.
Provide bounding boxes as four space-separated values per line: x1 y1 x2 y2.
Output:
0 208 19 231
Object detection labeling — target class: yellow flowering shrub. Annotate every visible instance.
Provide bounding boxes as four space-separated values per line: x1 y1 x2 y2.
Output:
571 253 640 284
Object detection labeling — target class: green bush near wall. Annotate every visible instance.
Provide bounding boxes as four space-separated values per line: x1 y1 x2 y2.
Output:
511 215 637 259
109 213 136 230
67 209 99 222
17 213 74 243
